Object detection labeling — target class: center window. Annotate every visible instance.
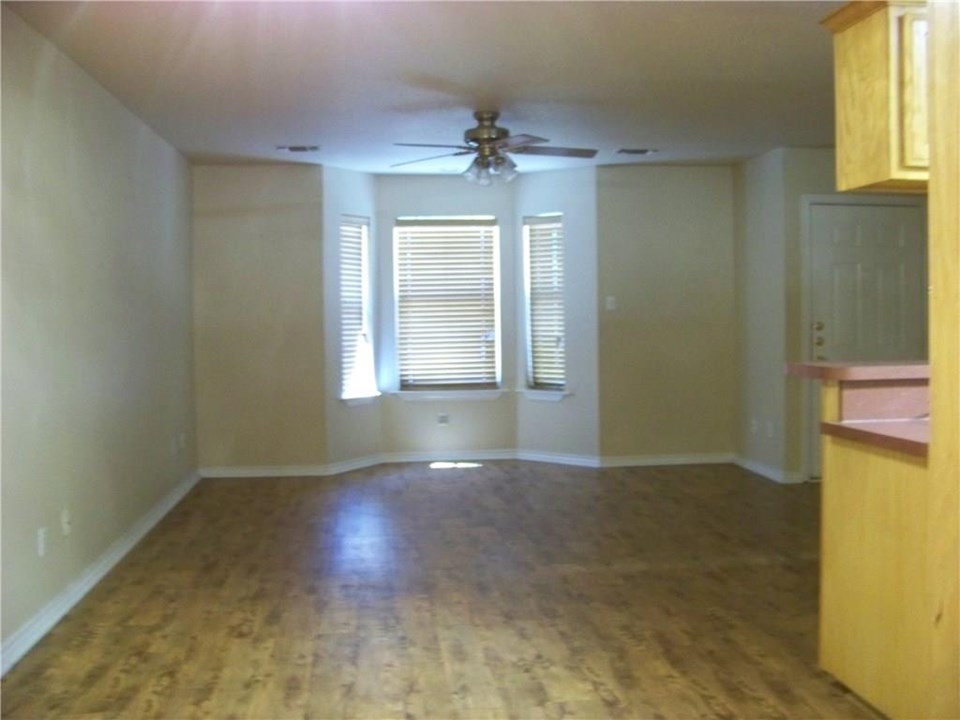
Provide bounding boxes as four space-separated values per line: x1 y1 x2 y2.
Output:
393 217 500 389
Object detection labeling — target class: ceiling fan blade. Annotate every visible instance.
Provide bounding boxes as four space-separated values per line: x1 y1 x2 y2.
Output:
390 150 474 168
510 145 598 158
495 133 548 149
395 142 472 151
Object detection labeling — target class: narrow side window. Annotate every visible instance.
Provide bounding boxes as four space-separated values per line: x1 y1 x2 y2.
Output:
524 215 565 390
340 215 377 399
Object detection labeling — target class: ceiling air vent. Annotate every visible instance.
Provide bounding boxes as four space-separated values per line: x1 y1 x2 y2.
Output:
617 148 659 156
276 145 320 153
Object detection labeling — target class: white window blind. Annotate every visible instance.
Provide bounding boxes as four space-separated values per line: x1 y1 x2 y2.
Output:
394 218 500 389
524 216 566 389
340 215 377 399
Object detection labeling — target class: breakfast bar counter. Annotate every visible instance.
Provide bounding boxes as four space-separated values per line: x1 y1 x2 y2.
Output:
787 361 929 456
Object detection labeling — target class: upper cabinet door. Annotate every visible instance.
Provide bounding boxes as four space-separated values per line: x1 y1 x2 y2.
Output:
823 1 929 193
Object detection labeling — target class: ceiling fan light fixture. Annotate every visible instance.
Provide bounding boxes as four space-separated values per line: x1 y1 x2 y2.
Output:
464 153 517 185
462 157 483 183
463 156 494 186
476 164 493 187
495 154 518 182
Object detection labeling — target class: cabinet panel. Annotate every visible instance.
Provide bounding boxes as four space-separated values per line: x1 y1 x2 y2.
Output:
820 433 929 719
899 10 928 169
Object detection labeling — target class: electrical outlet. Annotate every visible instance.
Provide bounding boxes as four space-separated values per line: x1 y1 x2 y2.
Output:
60 508 72 536
37 527 47 557
750 419 758 435
605 295 618 311
437 413 450 426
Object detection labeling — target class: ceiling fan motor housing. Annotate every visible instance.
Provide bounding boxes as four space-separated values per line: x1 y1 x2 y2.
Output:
464 111 508 151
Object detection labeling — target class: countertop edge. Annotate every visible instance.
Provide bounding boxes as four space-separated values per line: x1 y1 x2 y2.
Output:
821 419 929 457
787 361 930 382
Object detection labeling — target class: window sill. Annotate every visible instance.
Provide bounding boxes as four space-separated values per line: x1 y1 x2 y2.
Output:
523 389 571 402
391 389 504 402
341 393 381 407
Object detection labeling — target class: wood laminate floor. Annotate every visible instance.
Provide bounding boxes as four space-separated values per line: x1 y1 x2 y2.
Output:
2 462 877 719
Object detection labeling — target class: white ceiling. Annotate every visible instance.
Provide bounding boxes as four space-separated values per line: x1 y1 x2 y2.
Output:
8 0 842 175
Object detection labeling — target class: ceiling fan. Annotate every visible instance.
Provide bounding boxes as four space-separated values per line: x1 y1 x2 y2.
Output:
392 111 598 185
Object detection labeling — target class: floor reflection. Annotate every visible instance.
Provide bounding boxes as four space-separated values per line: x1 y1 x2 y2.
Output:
329 495 394 577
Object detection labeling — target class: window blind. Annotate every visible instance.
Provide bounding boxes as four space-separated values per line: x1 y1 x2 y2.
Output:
524 216 566 389
340 215 376 399
394 219 499 389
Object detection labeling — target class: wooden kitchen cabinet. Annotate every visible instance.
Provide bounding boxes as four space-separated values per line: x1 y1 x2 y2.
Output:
823 1 928 192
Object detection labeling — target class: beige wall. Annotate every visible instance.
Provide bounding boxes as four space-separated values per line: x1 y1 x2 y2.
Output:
2 8 195 640
380 394 517 455
515 168 601 460
374 175 518 456
736 148 838 481
736 150 788 476
193 164 327 468
597 166 737 458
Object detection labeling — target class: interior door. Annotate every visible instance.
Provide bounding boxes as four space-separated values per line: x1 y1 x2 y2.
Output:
806 201 927 477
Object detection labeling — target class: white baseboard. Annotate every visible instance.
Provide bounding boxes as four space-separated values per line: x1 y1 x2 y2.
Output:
381 449 518 464
201 452 742 478
735 457 806 484
1 472 200 677
200 464 351 479
199 450 521 479
322 456 384 475
515 450 602 467
202 451 599 477
601 453 736 468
